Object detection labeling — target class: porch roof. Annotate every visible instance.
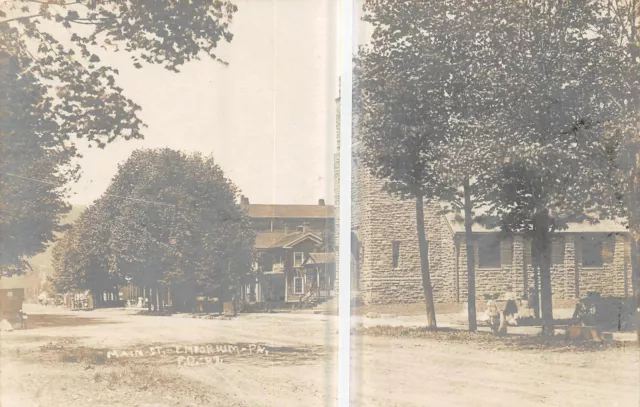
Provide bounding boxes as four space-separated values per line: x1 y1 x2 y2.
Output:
303 252 335 266
263 270 285 275
255 232 287 249
444 209 628 235
278 232 323 248
255 231 323 249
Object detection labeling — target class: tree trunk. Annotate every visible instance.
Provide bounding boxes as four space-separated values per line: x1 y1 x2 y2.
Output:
532 258 540 319
463 179 477 332
415 194 437 329
534 211 554 336
539 240 554 335
148 287 153 312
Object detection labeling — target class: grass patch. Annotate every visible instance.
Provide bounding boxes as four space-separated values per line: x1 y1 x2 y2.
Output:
58 347 109 365
39 338 77 351
355 325 634 352
34 339 110 365
135 310 174 316
95 361 213 404
101 364 165 390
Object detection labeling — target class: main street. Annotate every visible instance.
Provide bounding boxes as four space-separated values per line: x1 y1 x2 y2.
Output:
1 305 637 407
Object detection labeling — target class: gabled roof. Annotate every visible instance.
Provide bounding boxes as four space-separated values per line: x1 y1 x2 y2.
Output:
254 232 287 249
278 232 323 249
254 231 323 250
243 204 335 219
303 252 335 266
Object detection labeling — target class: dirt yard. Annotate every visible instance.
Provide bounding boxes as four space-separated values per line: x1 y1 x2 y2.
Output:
1 305 638 407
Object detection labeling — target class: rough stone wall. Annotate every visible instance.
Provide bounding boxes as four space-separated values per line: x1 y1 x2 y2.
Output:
512 236 526 298
523 239 532 297
520 234 629 300
563 236 578 299
335 97 630 306
356 166 457 305
522 239 565 299
454 233 630 302
549 239 567 299
575 234 628 297
611 235 629 297
457 236 520 299
457 240 468 302
624 240 632 297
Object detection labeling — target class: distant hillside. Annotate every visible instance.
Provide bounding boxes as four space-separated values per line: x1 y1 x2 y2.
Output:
61 204 87 225
0 205 87 289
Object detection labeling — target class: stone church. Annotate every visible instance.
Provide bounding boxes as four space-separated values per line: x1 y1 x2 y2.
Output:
334 97 632 308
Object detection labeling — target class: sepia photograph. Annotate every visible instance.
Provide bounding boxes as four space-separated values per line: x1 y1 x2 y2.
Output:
1 0 339 406
348 0 639 406
1 0 640 406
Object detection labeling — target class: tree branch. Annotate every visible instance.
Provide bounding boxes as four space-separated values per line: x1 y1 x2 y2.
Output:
19 0 84 6
0 13 41 23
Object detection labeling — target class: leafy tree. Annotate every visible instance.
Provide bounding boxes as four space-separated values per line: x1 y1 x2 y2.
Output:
0 48 76 276
62 148 256 311
50 204 120 304
0 0 237 277
356 0 630 335
603 0 640 343
355 0 517 329
50 227 80 294
477 0 630 334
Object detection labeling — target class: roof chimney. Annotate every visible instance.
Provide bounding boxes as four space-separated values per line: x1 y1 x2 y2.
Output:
318 199 325 206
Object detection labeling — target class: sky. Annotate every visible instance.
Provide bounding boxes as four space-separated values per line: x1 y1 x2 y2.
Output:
66 0 339 207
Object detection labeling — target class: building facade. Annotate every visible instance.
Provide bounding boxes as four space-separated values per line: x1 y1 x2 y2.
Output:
241 197 336 303
334 97 632 307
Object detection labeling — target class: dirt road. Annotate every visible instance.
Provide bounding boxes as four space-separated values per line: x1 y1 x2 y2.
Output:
1 305 638 407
